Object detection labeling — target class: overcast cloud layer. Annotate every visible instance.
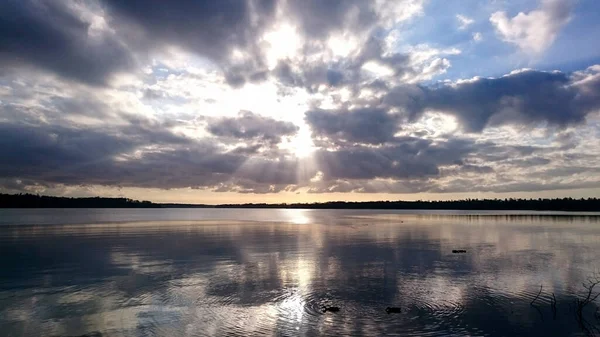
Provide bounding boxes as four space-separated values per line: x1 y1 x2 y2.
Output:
1 0 600 201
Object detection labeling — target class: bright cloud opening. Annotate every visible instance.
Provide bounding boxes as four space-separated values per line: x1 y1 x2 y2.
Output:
263 24 302 70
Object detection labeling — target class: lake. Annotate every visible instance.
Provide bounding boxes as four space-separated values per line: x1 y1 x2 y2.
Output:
1 209 600 336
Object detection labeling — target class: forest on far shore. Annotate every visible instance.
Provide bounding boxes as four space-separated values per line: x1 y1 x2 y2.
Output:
1 193 599 212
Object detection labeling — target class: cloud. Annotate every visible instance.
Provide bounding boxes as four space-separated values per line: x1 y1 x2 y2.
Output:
2 109 599 195
503 157 551 168
385 67 600 132
100 0 426 88
0 120 307 192
100 0 279 84
313 137 474 182
286 0 424 38
307 178 433 194
285 0 377 39
0 0 276 86
0 81 307 194
206 111 299 146
490 0 574 55
456 14 474 30
102 0 276 59
0 0 133 84
1 0 600 198
272 38 456 93
0 0 430 88
305 108 401 146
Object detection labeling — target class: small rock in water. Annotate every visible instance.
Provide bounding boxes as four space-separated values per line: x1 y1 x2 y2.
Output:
322 306 340 313
386 307 401 314
452 249 467 253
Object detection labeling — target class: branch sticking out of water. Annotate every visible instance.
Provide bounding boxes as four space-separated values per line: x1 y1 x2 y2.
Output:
551 292 557 320
531 285 543 306
574 276 600 336
576 278 600 316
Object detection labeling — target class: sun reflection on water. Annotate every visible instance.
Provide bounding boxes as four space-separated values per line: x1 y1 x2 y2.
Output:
282 209 312 224
2 212 600 336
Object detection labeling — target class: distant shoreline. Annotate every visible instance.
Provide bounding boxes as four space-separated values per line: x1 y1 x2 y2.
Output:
1 193 599 212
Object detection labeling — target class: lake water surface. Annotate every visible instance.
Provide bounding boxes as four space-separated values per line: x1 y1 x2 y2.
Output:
1 209 600 336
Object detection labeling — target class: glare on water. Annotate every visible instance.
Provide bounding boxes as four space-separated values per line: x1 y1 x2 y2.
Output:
0 209 599 336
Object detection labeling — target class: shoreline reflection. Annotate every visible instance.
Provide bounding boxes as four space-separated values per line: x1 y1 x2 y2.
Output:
1 211 599 336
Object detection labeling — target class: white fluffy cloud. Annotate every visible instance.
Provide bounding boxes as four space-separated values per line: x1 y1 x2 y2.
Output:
0 0 599 199
490 0 575 55
456 14 474 30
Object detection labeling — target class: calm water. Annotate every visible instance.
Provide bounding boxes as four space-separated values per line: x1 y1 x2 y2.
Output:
1 209 600 337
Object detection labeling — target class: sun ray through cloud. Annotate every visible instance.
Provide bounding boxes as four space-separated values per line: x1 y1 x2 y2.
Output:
0 0 599 202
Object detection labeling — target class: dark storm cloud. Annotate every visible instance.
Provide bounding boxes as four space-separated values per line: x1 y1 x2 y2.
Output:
101 0 278 86
314 137 476 181
300 87 596 192
306 108 401 145
2 113 597 194
0 114 487 194
101 0 276 59
207 111 299 145
104 147 246 188
0 120 191 182
272 38 413 91
286 0 377 38
0 0 278 86
385 68 600 132
0 87 304 193
0 0 421 88
0 123 138 177
0 0 133 85
0 118 304 192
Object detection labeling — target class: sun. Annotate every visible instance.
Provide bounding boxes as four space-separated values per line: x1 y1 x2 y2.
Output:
279 132 315 158
263 24 301 70
285 128 316 158
291 138 315 158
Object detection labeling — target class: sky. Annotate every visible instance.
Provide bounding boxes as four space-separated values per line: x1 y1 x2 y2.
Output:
1 0 600 204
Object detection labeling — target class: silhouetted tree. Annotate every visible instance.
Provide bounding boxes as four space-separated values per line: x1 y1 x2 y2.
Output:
1 193 599 211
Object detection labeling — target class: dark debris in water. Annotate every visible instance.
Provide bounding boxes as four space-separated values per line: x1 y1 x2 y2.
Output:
322 306 340 313
386 306 402 314
452 249 467 253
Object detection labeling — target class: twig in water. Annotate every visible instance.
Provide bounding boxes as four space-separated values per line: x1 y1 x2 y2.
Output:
576 278 600 318
551 292 557 320
574 276 600 336
531 285 543 306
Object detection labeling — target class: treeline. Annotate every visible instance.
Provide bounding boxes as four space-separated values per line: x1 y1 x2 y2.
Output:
216 198 600 212
1 193 599 211
0 193 155 208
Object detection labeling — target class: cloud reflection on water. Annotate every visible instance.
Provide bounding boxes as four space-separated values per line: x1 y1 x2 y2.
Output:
0 211 599 336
